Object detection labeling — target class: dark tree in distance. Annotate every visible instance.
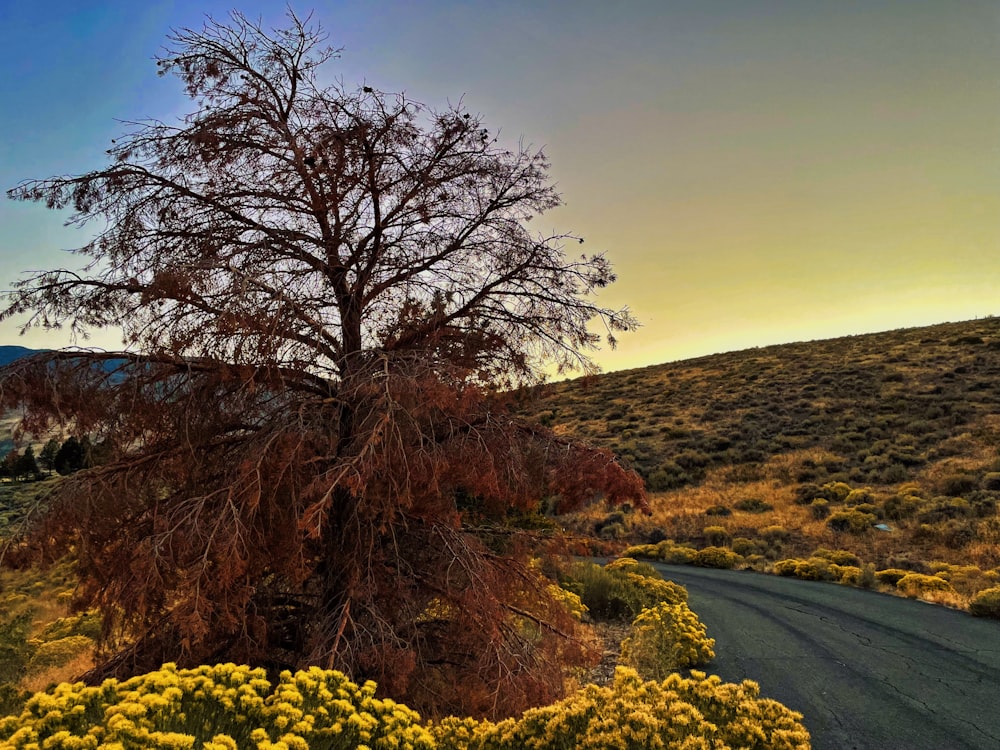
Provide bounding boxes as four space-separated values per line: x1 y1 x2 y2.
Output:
0 11 643 716
0 449 19 481
53 436 87 476
13 446 39 482
39 438 60 476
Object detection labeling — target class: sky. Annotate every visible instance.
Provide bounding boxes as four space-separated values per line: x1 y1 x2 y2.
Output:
0 0 997 373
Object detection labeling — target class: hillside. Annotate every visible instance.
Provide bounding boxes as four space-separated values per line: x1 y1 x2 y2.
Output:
0 347 39 368
517 318 1000 598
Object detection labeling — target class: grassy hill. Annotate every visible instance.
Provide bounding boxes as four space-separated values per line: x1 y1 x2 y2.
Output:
517 318 1000 603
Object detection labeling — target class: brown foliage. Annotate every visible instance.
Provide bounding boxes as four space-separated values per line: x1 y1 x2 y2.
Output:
0 11 643 717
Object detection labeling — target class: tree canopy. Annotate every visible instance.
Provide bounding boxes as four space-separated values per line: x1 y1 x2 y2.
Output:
0 11 643 717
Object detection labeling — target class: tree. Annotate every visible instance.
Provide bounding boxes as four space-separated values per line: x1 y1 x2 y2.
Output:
53 436 87 475
13 445 39 482
0 11 643 716
39 438 60 476
0 449 18 481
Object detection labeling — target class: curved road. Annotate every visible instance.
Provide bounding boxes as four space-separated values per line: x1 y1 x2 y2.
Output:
649 564 1000 750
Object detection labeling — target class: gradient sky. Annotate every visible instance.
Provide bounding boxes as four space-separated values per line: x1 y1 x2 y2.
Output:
1 1 997 372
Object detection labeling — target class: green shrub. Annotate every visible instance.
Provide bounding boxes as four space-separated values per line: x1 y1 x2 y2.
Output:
928 563 992 595
809 499 830 519
646 464 688 492
761 525 790 543
771 559 802 577
620 601 715 679
26 635 93 671
692 547 742 569
968 491 997 517
836 565 864 585
772 558 836 582
432 667 810 750
622 540 698 565
646 525 670 544
845 488 876 506
977 518 1000 543
939 473 978 497
969 586 1000 618
0 612 34 687
857 563 877 589
703 525 730 546
823 481 852 502
813 548 861 566
621 543 658 559
731 537 759 557
918 497 972 524
561 563 636 621
826 509 875 534
734 497 773 513
883 493 922 520
875 569 910 586
851 502 882 518
562 562 686 621
598 522 626 540
654 540 698 564
704 504 732 517
940 519 977 549
36 612 102 642
793 483 824 505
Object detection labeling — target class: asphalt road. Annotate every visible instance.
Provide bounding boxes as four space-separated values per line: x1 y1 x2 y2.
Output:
648 564 1000 750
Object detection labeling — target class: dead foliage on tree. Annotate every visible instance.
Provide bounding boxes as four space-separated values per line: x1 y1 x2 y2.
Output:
0 10 644 717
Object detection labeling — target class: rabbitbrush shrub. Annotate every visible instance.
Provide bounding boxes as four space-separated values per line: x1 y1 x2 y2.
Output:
874 568 911 586
692 546 742 569
703 525 730 546
561 560 686 621
969 586 1000 618
896 573 956 598
620 601 715 679
0 662 434 750
431 667 810 750
772 558 837 582
621 539 698 564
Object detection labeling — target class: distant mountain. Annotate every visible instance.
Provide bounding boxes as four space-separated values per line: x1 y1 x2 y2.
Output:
0 346 42 367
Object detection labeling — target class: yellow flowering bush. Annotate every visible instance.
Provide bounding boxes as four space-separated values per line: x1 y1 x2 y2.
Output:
895 573 955 598
4 662 813 750
620 602 715 679
623 571 688 607
431 667 810 750
0 663 434 750
25 636 94 671
545 585 587 622
691 546 742 570
622 540 697 565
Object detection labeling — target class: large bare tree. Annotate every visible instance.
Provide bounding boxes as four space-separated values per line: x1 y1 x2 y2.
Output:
0 11 643 716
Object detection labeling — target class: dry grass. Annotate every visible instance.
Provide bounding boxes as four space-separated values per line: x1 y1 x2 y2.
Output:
22 650 95 694
527 318 1000 608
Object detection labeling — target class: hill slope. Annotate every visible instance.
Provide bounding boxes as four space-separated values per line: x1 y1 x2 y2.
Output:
518 318 1000 586
0 347 39 367
524 318 1000 490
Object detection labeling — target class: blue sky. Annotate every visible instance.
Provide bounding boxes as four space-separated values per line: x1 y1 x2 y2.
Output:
2 1 998 371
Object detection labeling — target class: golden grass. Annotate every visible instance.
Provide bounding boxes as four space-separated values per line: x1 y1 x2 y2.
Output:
22 647 95 694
